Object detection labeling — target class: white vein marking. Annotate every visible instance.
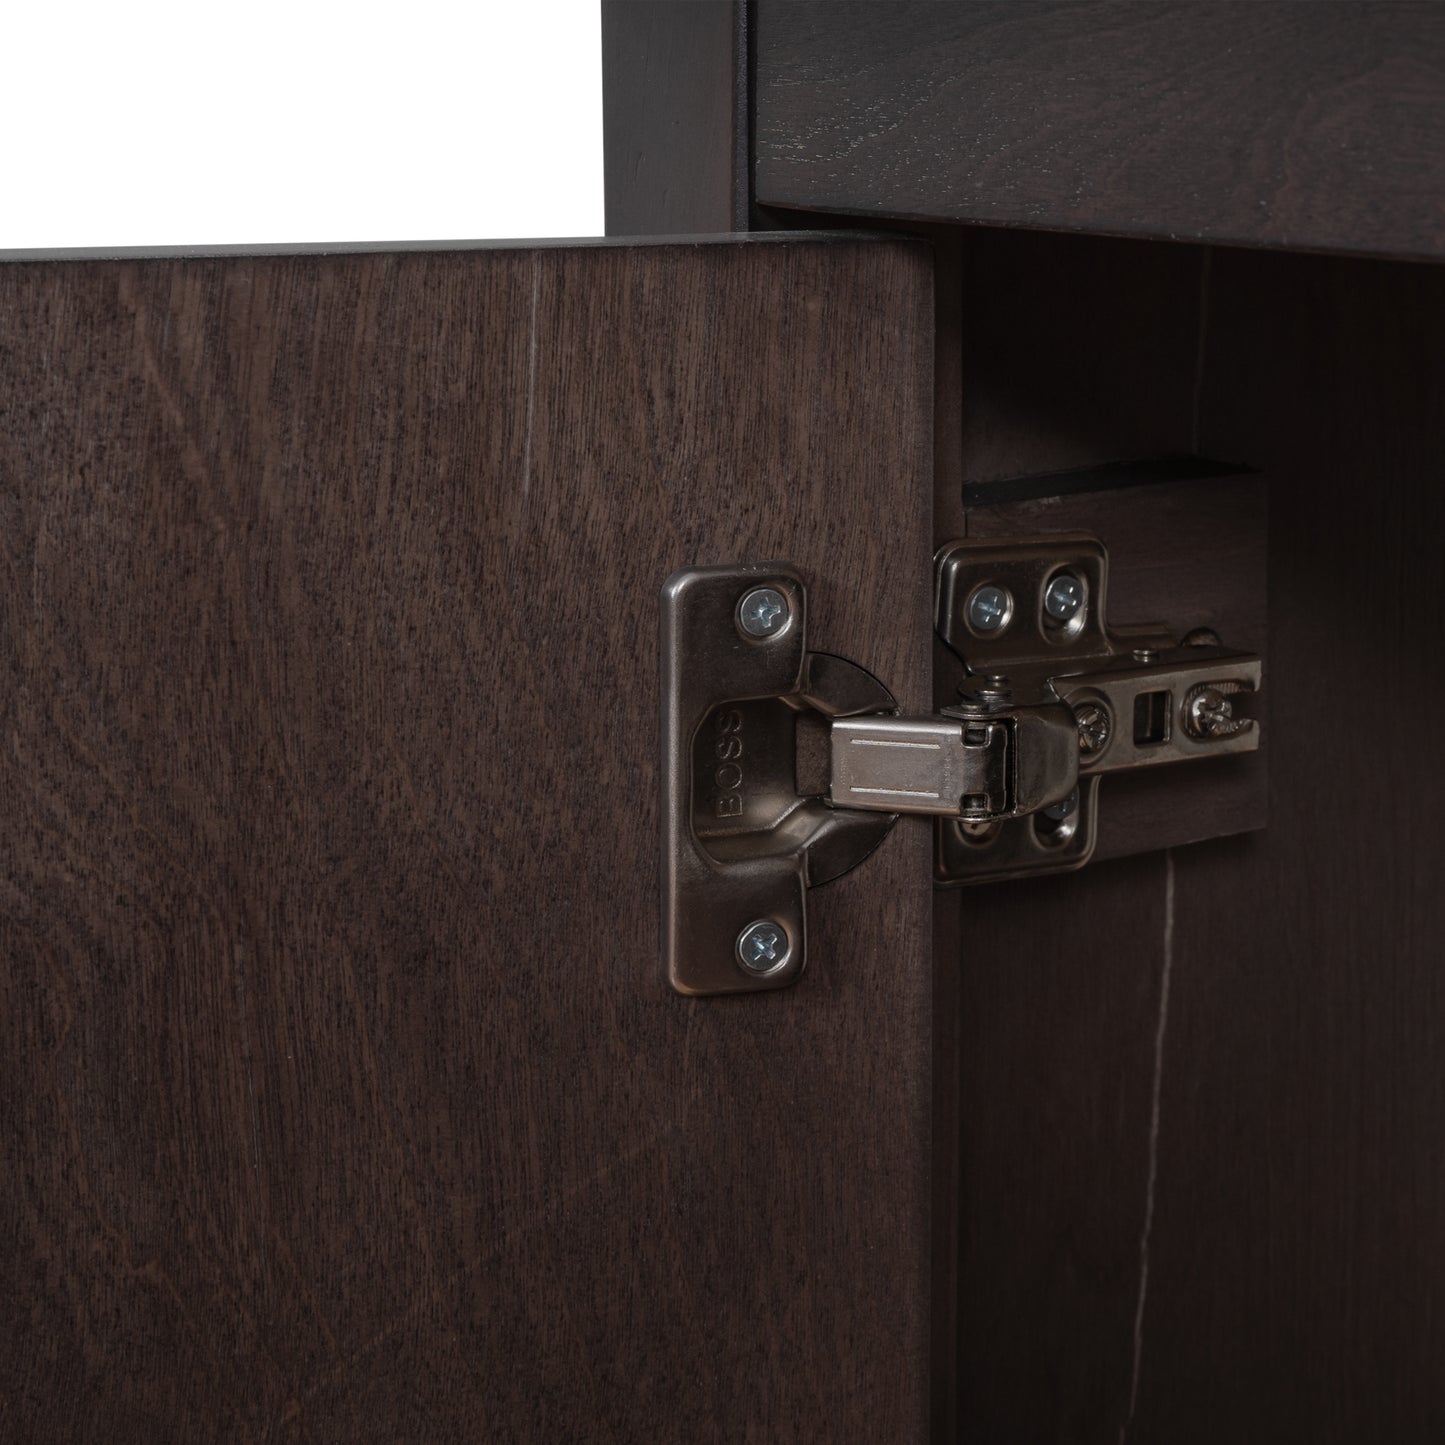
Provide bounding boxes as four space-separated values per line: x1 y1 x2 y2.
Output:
520 260 540 514
1120 848 1175 1444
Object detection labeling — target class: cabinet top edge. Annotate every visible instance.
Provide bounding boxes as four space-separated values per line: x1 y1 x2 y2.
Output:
0 230 929 266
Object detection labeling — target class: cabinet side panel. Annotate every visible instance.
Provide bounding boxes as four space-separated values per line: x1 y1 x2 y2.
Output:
951 239 1445 1441
1124 247 1445 1444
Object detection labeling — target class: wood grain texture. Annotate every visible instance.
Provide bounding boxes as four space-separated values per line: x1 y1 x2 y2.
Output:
0 238 935 1441
1128 245 1445 1444
955 240 1445 1441
603 0 748 235
955 852 1170 1441
754 1 1445 260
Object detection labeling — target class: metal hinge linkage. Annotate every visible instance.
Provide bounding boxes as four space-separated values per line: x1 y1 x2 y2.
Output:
867 536 1259 884
661 537 1260 994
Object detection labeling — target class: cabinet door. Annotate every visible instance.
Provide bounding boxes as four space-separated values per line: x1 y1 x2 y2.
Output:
0 238 934 1441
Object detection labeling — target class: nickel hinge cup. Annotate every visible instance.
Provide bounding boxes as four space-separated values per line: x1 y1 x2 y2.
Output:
661 563 900 996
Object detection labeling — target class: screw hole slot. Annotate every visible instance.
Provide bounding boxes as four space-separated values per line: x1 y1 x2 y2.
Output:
1133 690 1173 747
1033 788 1081 848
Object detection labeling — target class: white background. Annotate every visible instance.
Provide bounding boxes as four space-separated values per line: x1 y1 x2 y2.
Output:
0 0 604 249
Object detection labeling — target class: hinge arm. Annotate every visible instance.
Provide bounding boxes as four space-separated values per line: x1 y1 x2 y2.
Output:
827 704 1078 822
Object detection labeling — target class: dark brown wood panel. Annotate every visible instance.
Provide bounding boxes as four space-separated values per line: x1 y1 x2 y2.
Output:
954 228 1206 485
955 852 1170 1441
0 237 935 1441
955 239 1445 1441
755 1 1445 261
603 0 748 235
1128 246 1445 1444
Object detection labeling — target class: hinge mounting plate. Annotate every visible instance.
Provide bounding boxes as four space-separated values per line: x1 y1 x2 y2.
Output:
660 563 899 996
932 536 1261 883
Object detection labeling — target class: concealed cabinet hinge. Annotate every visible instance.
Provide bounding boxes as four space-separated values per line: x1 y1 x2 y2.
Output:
661 536 1261 995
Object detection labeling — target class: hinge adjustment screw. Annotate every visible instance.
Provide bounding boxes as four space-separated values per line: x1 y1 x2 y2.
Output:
1184 684 1242 739
955 673 1012 713
1074 700 1112 756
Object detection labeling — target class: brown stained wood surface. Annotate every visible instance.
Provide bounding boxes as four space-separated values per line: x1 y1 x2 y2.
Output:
603 0 747 235
955 851 1170 1440
1136 247 1445 1444
954 239 1445 1440
0 239 935 1442
754 1 1445 260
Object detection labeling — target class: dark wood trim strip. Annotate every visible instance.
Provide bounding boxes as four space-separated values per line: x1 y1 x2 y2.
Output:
603 0 751 236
